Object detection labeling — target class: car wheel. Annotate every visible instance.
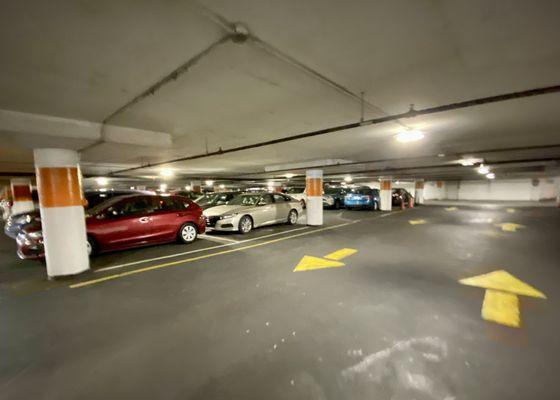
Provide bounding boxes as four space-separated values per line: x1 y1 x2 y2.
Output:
287 209 298 225
86 236 97 256
238 215 253 234
178 223 198 244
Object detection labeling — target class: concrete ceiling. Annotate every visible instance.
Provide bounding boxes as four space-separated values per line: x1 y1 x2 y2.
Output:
1 0 559 182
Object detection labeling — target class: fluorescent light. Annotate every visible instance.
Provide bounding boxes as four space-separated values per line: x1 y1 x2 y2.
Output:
344 176 352 183
184 185 191 191
219 184 225 189
459 157 483 166
159 183 168 191
285 173 294 179
477 164 490 174
96 177 108 186
396 129 424 143
205 180 214 186
486 172 495 179
130 186 135 190
160 168 174 178
437 153 446 158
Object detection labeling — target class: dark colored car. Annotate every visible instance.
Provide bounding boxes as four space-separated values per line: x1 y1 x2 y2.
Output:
16 194 205 260
194 192 241 210
322 187 348 209
392 188 414 208
172 190 200 200
4 190 142 239
344 187 381 210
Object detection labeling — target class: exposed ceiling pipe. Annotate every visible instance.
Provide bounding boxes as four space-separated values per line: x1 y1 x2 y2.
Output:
108 84 560 176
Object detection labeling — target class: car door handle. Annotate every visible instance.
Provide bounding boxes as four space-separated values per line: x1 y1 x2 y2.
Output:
139 217 151 223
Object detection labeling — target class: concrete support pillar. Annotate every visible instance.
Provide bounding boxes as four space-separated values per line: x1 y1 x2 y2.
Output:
380 179 392 211
305 169 323 226
10 178 34 215
191 181 202 194
34 149 89 278
415 181 425 204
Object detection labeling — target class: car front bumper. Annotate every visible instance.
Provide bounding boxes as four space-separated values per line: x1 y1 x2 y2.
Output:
16 234 45 260
205 215 240 232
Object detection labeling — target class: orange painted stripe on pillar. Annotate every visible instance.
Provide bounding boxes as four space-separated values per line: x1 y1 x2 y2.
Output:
380 180 392 190
415 181 424 189
12 185 32 201
437 181 444 188
36 167 83 208
306 178 323 196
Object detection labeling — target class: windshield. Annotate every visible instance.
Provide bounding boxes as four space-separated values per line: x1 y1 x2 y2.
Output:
227 194 261 206
324 188 341 195
286 188 304 194
195 194 220 206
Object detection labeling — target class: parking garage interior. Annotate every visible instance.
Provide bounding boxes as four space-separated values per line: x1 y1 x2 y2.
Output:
1 1 560 399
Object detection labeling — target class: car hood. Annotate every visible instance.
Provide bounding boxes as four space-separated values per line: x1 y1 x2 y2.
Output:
203 205 251 216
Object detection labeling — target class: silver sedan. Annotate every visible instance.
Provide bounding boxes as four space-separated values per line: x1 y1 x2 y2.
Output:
203 193 303 233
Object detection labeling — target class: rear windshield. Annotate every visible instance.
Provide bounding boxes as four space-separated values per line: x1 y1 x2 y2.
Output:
350 188 371 195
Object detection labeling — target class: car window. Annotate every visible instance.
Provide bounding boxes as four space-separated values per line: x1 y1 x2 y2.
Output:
273 194 288 203
111 196 155 217
228 194 261 206
286 188 304 194
259 194 274 205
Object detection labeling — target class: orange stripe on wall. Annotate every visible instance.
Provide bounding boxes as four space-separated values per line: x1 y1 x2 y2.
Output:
380 180 392 190
12 185 32 201
306 178 323 197
415 181 425 189
36 167 83 208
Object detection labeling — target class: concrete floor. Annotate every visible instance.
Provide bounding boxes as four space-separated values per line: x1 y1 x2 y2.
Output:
0 205 559 399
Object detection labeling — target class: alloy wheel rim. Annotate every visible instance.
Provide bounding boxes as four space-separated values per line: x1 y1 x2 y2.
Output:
241 218 251 232
182 226 196 241
290 211 297 223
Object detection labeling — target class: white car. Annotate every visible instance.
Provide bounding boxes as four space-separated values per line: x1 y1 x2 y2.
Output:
203 193 303 234
284 187 307 208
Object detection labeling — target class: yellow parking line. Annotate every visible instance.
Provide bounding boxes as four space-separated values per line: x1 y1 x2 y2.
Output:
324 248 358 261
70 221 357 289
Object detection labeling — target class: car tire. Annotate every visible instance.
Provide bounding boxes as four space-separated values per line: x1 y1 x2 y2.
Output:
287 209 298 225
178 222 198 244
238 215 253 234
86 236 97 256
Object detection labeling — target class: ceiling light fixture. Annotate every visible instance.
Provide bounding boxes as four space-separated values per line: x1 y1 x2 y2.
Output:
285 173 294 179
184 185 191 191
96 177 108 186
477 164 490 175
160 168 174 178
219 184 225 189
159 183 168 192
344 176 353 183
396 129 424 143
486 172 495 180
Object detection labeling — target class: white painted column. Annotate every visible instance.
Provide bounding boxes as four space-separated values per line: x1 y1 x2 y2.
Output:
380 179 392 211
191 180 202 195
34 149 89 278
305 169 323 226
437 181 445 200
10 178 35 215
414 181 424 204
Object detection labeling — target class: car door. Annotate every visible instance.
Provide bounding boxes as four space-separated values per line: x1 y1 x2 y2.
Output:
272 193 291 222
92 196 156 250
147 196 182 242
252 194 276 226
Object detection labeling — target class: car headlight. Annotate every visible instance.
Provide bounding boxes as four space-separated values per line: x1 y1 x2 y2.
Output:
27 231 43 239
220 213 237 220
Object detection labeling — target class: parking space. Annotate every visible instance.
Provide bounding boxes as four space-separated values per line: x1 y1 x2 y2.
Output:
1 204 559 399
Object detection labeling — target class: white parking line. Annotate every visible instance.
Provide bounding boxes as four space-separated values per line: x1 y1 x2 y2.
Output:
199 234 240 244
94 226 310 273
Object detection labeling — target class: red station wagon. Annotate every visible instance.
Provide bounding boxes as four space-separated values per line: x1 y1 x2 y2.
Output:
17 194 206 259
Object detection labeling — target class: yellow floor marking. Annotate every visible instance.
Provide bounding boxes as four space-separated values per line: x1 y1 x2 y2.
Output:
495 222 525 232
70 221 359 289
506 208 516 213
482 290 520 328
409 219 427 225
459 270 546 328
293 256 345 272
445 207 458 211
324 248 358 261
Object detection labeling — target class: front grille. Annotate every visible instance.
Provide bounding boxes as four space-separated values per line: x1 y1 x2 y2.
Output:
205 216 220 227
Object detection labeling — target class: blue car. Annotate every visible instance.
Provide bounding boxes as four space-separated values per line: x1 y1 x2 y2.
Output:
344 187 381 210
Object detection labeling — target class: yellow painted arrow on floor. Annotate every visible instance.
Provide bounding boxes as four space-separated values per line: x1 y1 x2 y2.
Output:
409 219 427 225
459 270 546 328
293 248 357 272
495 222 525 232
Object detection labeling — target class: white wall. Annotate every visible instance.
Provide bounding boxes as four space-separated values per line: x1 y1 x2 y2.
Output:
424 178 560 201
